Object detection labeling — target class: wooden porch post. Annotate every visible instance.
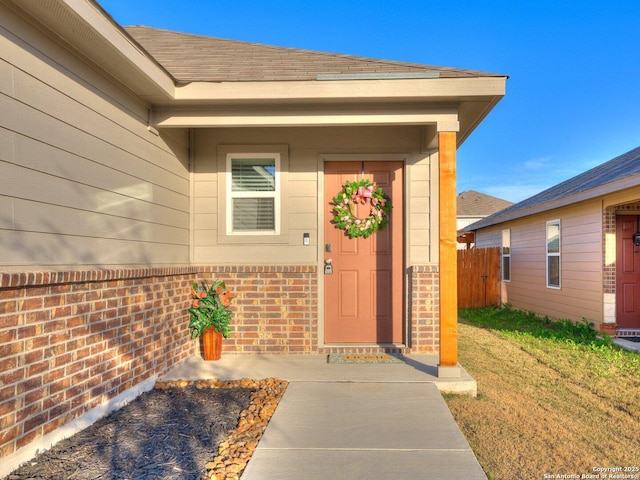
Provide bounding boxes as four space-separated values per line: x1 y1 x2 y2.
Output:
438 131 460 377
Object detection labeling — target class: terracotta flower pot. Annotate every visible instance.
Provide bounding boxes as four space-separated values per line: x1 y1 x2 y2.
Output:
599 323 617 338
202 327 223 360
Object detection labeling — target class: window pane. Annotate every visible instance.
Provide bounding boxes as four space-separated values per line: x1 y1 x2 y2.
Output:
502 256 511 281
232 198 275 231
548 256 560 287
547 223 560 253
231 158 275 192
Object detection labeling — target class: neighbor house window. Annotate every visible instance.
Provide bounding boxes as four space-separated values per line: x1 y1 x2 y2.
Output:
546 220 561 288
226 153 280 234
502 229 511 281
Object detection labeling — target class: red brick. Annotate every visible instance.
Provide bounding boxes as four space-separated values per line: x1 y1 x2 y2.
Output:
0 299 17 314
43 367 65 384
0 383 18 406
44 295 64 308
27 360 49 376
48 377 71 395
26 336 48 350
66 316 85 329
25 387 46 405
16 428 40 449
52 353 72 368
51 305 72 318
19 297 43 311
0 341 24 357
43 416 66 435
43 319 66 333
0 425 21 445
0 313 20 328
15 401 40 423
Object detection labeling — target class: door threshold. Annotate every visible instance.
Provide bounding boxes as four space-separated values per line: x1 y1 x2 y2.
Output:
320 343 408 354
617 328 640 337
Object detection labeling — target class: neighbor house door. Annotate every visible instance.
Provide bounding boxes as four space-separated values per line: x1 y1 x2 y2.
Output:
616 215 640 329
323 161 403 343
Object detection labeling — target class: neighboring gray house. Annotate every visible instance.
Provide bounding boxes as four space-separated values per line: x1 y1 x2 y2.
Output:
466 147 640 335
456 190 513 248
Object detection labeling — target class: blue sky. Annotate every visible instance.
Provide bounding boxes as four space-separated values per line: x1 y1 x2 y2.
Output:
99 1 640 203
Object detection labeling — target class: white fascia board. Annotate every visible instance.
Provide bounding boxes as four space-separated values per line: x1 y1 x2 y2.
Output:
173 77 506 103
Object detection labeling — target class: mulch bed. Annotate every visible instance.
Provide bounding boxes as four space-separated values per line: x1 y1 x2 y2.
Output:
7 378 288 480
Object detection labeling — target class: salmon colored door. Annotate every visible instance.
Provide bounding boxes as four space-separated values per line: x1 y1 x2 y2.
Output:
616 215 640 328
324 161 403 344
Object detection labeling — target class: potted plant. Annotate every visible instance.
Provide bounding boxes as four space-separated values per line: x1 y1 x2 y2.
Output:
188 280 234 360
599 322 617 338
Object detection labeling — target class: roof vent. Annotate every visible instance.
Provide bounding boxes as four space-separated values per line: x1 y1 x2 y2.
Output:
316 72 440 81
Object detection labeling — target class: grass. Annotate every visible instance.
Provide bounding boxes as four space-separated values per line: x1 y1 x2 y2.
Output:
444 306 640 480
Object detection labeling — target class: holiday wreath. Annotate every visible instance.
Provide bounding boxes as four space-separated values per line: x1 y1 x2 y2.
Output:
331 179 392 238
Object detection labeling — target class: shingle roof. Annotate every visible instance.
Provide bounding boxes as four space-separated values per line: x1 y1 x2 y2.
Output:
457 190 513 216
467 146 640 231
124 26 504 83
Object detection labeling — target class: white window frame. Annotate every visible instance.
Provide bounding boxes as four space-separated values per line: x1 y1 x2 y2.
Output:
546 219 561 289
226 153 280 235
502 229 511 282
216 145 288 245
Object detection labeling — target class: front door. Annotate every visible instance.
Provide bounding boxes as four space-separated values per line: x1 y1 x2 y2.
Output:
323 161 403 343
616 215 640 328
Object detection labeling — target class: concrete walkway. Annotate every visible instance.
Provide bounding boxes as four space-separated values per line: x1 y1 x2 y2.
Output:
161 354 486 480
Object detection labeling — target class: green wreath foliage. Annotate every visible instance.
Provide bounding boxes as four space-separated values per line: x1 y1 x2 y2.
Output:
331 179 392 239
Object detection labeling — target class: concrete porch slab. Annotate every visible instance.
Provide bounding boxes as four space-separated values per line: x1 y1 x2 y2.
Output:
160 353 478 396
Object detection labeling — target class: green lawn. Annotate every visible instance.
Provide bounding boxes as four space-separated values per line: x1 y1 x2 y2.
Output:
444 306 640 480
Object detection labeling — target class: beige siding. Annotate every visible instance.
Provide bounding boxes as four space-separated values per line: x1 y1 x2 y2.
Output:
193 126 434 265
407 154 433 265
475 199 603 323
474 228 502 248
0 5 190 268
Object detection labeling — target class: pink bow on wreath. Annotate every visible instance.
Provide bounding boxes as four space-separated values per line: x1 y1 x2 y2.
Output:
353 185 374 204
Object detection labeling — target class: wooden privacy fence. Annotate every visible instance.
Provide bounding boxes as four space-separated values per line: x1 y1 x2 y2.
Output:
457 247 501 308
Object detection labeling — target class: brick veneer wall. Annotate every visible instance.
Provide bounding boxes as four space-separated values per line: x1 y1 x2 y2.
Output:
0 264 320 461
199 266 318 354
409 265 440 353
0 267 200 459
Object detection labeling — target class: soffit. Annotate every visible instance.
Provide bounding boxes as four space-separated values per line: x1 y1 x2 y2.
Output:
5 0 174 101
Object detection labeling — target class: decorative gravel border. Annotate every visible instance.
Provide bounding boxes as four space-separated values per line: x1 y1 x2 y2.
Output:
155 378 288 480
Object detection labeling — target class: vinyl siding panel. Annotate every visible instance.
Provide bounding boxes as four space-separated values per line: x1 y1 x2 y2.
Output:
0 6 189 268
